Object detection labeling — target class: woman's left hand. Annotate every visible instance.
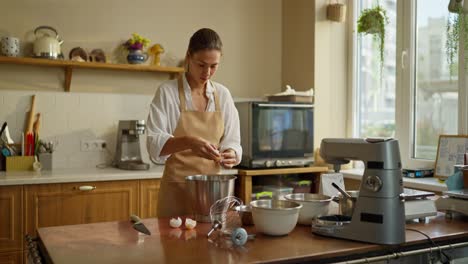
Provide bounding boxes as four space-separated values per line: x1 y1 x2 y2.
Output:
220 149 237 169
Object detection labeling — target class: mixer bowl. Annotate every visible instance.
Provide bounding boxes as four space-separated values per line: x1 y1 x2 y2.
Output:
285 193 332 225
185 174 236 222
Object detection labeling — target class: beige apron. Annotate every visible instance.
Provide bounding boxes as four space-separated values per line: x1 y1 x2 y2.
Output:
156 74 225 218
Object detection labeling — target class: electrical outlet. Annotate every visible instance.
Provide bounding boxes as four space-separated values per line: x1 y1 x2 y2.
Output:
81 140 106 152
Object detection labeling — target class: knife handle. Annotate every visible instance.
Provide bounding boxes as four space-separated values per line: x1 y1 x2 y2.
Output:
130 214 141 224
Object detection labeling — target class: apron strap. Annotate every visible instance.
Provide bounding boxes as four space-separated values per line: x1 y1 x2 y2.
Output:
210 81 221 112
177 73 187 112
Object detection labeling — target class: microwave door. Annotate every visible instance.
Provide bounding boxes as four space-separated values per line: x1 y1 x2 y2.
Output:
253 103 314 158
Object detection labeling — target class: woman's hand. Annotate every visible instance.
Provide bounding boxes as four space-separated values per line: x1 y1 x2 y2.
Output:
188 136 221 161
220 149 237 169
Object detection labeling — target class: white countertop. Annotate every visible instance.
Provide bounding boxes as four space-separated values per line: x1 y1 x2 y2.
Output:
341 168 448 193
0 165 238 186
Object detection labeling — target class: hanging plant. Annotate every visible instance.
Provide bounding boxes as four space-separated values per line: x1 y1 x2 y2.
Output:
357 5 389 70
446 6 468 79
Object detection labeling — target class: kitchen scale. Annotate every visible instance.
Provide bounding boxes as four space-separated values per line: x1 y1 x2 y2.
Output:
435 189 468 218
402 188 437 221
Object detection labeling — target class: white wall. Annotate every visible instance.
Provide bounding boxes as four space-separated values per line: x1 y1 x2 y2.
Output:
0 0 282 169
282 0 348 149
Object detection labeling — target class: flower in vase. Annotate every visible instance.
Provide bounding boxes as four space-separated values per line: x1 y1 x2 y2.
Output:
123 33 150 51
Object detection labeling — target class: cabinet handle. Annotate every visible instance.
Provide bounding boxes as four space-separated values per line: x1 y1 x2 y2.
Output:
78 185 96 191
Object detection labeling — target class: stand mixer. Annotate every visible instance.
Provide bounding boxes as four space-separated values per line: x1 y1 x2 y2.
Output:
312 138 405 245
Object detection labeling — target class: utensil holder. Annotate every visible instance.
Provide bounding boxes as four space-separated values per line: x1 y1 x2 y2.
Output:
38 153 53 170
6 156 35 171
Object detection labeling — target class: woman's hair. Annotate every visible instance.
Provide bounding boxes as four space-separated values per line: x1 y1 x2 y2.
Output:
187 28 223 54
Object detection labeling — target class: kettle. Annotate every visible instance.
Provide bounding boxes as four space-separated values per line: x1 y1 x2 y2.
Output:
33 26 63 59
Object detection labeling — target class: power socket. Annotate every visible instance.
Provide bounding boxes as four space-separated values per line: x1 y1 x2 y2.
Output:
81 139 106 152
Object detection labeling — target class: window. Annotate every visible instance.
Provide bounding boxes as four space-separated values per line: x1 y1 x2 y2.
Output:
354 0 396 139
353 0 466 168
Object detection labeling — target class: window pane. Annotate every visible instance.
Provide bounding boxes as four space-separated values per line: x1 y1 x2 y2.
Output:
356 0 396 138
414 0 458 160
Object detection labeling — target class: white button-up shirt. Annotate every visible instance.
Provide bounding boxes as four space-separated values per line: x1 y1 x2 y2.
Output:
146 74 242 165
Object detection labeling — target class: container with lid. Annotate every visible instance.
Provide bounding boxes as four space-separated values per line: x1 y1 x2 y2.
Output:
263 185 293 200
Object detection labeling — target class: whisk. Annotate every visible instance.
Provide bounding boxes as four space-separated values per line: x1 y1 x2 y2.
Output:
207 196 255 246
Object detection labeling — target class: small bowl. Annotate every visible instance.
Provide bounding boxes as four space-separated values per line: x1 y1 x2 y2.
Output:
234 205 254 226
250 199 302 236
284 193 332 225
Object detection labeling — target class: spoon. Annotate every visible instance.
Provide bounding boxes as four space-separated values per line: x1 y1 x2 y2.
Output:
332 182 351 199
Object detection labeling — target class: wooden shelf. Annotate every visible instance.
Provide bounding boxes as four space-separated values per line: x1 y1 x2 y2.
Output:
0 56 185 92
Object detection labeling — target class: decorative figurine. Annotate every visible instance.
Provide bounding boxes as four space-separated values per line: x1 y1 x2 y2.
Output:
149 44 165 66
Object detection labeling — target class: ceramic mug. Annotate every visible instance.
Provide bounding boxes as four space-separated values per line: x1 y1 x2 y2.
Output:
1 36 20 57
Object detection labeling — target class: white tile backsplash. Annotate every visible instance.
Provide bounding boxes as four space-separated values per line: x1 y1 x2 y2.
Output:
0 90 154 169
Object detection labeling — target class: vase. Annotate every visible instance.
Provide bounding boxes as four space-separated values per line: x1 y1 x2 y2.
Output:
127 49 148 64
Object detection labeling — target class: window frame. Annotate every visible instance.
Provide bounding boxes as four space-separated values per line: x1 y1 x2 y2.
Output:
349 0 468 169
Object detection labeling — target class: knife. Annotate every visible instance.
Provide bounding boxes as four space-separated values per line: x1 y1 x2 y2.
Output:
130 214 151 235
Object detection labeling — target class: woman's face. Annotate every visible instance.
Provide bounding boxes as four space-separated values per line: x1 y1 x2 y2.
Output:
186 49 221 86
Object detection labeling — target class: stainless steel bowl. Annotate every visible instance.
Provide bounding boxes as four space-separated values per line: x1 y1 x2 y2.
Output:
334 190 359 217
185 174 236 223
284 193 332 225
250 199 302 236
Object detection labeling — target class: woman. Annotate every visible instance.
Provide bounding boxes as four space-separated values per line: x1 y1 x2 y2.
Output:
147 28 242 218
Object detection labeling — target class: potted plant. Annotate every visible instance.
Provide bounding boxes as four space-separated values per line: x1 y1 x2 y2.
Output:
446 6 468 79
123 33 151 64
357 5 389 70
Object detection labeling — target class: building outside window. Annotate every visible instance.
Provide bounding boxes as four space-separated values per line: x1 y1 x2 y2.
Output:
353 0 464 168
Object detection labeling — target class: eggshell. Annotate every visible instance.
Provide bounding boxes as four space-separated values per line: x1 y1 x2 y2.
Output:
169 217 182 228
185 218 197 229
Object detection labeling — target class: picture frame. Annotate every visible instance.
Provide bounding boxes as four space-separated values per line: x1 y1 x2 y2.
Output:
434 134 468 179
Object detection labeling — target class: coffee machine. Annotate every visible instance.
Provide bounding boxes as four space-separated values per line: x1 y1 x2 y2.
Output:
114 120 150 170
312 138 405 245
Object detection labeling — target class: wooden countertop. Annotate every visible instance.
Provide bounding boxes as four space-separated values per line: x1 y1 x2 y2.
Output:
37 213 468 264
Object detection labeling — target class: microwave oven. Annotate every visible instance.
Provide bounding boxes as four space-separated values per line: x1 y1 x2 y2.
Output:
235 101 314 169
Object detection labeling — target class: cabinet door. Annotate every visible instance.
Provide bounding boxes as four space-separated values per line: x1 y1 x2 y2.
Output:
0 251 22 264
139 179 160 218
25 180 139 235
0 186 22 253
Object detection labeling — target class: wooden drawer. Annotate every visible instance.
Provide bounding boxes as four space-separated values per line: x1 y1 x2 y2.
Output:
24 180 139 236
0 251 22 264
0 186 22 253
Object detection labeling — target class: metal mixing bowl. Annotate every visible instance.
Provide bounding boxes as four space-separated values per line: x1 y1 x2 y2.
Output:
334 190 359 217
284 193 332 225
185 174 236 223
250 199 302 236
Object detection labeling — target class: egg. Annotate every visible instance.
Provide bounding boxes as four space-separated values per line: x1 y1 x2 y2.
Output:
185 218 197 229
169 217 182 228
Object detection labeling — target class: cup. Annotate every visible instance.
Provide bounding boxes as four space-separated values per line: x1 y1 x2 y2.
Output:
1 36 20 57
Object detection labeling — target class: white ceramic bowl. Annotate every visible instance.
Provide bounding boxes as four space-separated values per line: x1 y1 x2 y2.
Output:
284 193 332 225
250 199 302 236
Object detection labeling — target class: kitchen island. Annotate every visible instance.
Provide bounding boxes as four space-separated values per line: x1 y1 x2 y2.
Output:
36 213 468 264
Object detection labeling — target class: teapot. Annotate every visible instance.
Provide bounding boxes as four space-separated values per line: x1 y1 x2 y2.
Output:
33 26 63 59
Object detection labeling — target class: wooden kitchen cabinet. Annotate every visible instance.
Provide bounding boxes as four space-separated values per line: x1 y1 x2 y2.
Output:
0 251 22 264
139 179 161 218
236 166 329 204
0 186 23 254
24 180 139 236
